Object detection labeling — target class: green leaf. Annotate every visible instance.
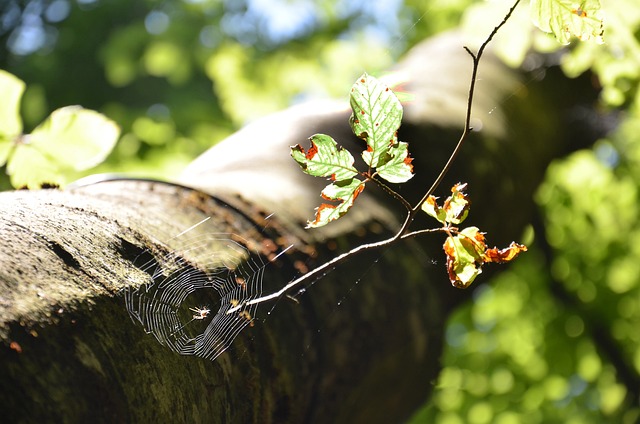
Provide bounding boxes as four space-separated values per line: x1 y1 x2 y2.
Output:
349 73 403 168
6 142 65 189
6 106 120 189
0 70 26 165
376 141 414 183
291 133 358 181
422 195 447 224
29 106 120 171
422 183 470 225
308 178 365 228
530 0 604 45
444 227 487 289
292 73 413 228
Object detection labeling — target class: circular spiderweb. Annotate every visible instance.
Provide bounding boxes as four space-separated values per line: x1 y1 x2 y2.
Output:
123 233 265 361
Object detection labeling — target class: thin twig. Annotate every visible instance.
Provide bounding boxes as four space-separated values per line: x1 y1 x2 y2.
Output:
398 0 522 234
227 0 522 313
227 236 392 313
367 174 413 211
400 227 447 240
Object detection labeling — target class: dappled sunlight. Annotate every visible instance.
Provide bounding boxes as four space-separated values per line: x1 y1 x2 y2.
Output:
2 0 639 421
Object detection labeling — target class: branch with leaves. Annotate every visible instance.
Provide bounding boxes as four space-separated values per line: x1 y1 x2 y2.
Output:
0 0 603 310
226 0 606 316
227 1 532 315
290 73 414 228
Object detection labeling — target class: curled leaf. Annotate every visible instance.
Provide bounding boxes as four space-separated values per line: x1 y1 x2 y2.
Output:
422 195 446 224
422 182 470 225
483 242 528 263
443 226 527 289
443 182 470 224
444 227 486 288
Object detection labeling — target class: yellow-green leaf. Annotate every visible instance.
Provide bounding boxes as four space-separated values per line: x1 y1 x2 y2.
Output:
376 141 414 183
0 70 25 165
5 106 120 189
442 226 528 289
530 0 604 45
444 227 486 289
443 182 470 225
422 195 447 224
422 183 470 225
6 141 64 189
308 178 365 228
29 106 120 171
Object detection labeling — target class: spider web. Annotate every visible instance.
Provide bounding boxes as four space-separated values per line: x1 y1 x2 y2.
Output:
123 232 267 361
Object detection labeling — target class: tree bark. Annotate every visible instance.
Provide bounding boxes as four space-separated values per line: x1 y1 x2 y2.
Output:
0 179 453 423
0 31 604 423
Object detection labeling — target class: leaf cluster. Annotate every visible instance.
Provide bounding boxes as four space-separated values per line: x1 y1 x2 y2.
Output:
291 75 526 288
291 73 413 228
423 183 527 288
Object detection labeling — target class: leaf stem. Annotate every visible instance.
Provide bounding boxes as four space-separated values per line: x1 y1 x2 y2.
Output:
367 174 413 211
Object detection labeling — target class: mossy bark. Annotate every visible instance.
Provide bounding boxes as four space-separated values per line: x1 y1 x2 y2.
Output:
0 179 457 423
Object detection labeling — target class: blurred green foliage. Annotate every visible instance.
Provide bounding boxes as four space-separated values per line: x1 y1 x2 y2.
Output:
0 0 463 187
1 0 639 421
0 70 120 188
411 1 640 422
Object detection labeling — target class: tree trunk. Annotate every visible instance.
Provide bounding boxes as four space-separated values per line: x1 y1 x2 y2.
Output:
0 178 454 423
0 31 604 423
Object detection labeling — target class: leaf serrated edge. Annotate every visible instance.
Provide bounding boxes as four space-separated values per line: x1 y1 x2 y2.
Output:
307 181 365 228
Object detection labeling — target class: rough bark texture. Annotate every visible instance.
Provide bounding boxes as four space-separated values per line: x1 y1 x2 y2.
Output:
0 31 604 423
0 179 453 423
